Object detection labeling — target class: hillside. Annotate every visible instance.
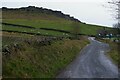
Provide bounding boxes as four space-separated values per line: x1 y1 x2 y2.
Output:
1 6 113 37
2 6 119 78
1 6 80 22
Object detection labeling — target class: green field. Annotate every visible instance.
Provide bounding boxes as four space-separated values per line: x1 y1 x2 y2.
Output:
1 8 113 36
2 7 118 78
2 24 71 37
2 19 110 36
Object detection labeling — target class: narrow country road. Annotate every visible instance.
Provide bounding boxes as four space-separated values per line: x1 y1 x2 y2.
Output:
57 37 118 78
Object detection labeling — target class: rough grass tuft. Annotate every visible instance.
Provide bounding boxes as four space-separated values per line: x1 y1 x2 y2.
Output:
2 33 89 78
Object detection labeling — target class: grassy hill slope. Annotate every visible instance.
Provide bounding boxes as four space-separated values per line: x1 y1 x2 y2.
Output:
1 6 113 36
1 6 117 78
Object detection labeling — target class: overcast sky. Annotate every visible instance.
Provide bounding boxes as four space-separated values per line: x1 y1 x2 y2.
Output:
1 0 117 27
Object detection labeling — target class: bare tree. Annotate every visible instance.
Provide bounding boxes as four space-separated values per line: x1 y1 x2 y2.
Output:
108 0 120 36
108 0 120 28
113 23 120 35
71 22 80 39
113 22 120 28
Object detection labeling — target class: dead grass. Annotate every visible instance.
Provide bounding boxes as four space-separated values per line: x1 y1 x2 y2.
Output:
2 32 89 78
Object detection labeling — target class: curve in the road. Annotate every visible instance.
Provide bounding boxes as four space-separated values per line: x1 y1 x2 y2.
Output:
57 37 118 78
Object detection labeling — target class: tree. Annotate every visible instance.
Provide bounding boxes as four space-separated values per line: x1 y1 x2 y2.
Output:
108 0 120 28
113 23 120 35
108 0 120 36
71 22 80 39
113 22 120 28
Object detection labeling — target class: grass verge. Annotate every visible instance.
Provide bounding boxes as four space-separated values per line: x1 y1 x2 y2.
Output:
97 38 120 67
2 32 89 78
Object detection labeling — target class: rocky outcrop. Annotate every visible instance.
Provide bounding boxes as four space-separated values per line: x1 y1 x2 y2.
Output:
1 6 81 22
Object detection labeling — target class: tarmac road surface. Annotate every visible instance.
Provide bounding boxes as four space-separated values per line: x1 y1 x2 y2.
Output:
57 37 118 78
